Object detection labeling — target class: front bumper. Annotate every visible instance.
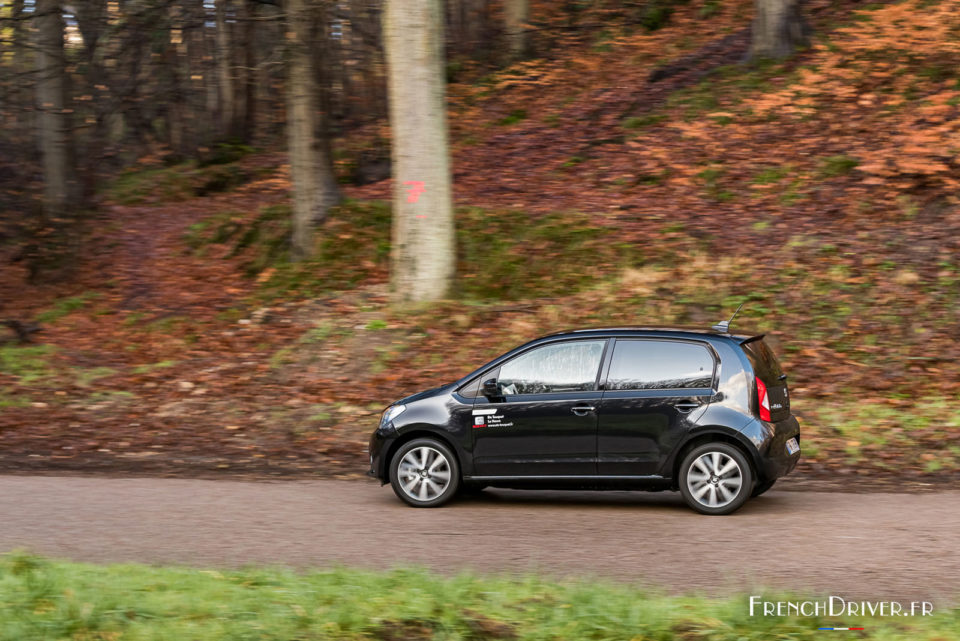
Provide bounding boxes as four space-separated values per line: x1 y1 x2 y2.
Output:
367 426 398 483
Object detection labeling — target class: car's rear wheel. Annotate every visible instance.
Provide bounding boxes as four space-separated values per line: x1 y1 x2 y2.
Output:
389 438 460 507
679 443 753 515
751 478 776 497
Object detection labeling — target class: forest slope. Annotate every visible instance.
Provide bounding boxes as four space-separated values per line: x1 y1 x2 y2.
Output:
0 0 958 483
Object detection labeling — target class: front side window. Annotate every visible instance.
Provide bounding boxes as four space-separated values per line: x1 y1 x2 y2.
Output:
606 340 715 391
497 340 606 395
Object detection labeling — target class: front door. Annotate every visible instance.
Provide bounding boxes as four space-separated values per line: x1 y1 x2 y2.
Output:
598 339 717 476
471 339 608 477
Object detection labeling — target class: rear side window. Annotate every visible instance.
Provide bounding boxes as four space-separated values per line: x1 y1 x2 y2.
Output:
741 338 784 385
605 340 715 391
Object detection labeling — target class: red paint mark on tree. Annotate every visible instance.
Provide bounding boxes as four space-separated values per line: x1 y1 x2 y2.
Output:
404 181 425 204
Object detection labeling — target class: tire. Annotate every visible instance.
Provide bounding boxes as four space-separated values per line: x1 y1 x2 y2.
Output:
389 438 460 507
679 442 754 515
751 478 776 497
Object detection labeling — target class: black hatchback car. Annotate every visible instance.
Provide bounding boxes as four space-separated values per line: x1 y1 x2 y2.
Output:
368 326 800 515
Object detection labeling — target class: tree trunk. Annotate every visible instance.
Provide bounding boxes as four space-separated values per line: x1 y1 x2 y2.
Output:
115 9 153 155
198 1 221 142
446 0 461 55
181 0 204 152
748 0 809 61
384 0 455 303
238 0 257 143
74 0 109 198
256 2 282 139
503 0 529 62
461 0 485 57
165 2 187 155
9 0 28 147
216 0 236 138
286 0 340 260
34 0 76 217
350 0 386 123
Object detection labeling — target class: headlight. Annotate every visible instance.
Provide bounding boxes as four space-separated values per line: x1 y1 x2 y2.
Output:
381 404 406 425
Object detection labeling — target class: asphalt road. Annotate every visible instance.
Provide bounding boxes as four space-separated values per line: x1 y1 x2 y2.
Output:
1 475 958 605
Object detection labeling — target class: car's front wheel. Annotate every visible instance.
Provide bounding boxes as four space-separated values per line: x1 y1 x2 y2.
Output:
389 438 460 507
679 443 753 515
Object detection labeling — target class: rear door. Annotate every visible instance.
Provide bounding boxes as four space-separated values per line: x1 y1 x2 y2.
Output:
470 339 607 477
597 339 717 476
741 337 790 421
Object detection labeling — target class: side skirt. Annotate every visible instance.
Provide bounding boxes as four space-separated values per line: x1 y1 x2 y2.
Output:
462 475 672 491
465 475 666 481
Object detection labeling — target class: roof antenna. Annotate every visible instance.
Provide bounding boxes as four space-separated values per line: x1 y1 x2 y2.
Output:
712 302 744 333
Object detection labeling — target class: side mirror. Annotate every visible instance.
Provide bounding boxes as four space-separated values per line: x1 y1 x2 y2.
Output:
482 377 500 398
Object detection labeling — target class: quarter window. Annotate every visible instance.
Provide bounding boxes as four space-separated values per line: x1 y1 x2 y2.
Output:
606 340 714 390
497 340 606 395
457 376 481 398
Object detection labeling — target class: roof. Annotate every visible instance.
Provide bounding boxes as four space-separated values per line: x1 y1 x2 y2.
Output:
537 326 761 343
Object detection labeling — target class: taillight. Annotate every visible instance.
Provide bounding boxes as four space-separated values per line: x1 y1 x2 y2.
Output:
756 376 771 422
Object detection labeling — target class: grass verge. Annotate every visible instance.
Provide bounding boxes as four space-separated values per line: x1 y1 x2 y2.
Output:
0 553 955 640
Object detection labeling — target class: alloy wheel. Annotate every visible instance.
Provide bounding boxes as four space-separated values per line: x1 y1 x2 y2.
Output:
685 451 744 508
397 446 452 502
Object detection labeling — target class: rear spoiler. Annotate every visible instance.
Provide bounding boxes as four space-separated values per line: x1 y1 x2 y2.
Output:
739 334 765 346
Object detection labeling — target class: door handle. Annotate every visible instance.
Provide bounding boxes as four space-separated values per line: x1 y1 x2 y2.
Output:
674 401 701 412
571 404 595 415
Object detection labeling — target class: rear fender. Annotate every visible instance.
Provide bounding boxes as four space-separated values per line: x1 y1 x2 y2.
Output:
662 424 765 482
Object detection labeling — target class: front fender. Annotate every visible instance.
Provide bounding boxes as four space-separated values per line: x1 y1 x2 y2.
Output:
387 422 474 477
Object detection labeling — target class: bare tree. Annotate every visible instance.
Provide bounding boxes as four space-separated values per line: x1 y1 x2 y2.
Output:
237 0 258 142
35 0 76 217
216 0 237 137
458 0 487 58
286 0 340 260
503 0 529 62
384 0 455 302
184 0 219 150
72 0 111 193
6 0 29 146
343 0 386 124
748 0 810 60
164 2 188 155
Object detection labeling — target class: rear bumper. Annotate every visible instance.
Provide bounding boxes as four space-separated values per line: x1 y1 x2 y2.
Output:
757 414 801 481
